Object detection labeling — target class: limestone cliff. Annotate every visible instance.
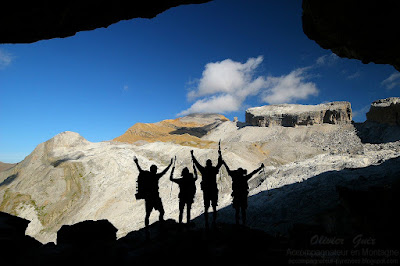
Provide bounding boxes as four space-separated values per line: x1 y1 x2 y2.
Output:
354 97 400 144
245 102 352 127
366 97 400 126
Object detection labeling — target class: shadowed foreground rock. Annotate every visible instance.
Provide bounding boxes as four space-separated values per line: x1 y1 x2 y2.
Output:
0 212 42 263
0 215 288 265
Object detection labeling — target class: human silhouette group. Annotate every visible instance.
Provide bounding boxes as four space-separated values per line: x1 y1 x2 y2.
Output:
133 142 264 234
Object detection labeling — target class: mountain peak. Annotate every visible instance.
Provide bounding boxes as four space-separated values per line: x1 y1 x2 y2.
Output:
48 131 89 148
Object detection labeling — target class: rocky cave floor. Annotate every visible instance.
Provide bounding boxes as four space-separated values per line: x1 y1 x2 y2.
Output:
1 190 399 265
1 214 289 265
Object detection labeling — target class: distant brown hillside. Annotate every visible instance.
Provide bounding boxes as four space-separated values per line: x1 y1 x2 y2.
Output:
0 162 16 172
113 114 229 148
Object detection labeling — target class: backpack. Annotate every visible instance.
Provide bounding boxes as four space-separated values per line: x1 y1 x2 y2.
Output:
135 171 148 200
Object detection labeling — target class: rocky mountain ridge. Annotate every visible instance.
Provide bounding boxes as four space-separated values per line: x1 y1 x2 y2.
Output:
113 113 228 147
0 99 399 244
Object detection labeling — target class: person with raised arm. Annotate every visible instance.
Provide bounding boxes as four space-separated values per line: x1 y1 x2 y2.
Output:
133 156 173 235
223 160 264 226
191 142 223 228
170 158 198 225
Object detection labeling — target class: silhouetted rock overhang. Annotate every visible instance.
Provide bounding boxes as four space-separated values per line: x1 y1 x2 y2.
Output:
302 0 400 71
0 1 211 44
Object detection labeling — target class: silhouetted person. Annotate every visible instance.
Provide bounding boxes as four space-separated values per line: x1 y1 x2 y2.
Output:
170 161 198 225
191 148 223 228
223 161 264 226
133 156 173 233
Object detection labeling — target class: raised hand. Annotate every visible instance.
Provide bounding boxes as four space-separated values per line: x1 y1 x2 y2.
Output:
259 163 265 173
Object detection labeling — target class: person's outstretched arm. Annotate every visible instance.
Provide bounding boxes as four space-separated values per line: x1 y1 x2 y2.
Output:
193 162 198 181
133 156 143 173
216 141 224 170
216 154 224 170
157 158 174 179
223 160 233 176
170 166 177 182
191 150 204 173
246 163 264 181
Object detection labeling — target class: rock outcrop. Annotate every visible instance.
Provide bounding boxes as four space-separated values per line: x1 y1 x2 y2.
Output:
0 1 211 44
366 97 400 126
57 220 118 245
302 1 400 71
245 102 352 127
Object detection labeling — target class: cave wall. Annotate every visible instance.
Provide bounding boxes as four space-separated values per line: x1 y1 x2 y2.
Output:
0 1 211 44
302 0 400 71
2 1 399 72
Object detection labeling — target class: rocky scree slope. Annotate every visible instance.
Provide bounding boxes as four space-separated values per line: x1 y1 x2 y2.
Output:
0 104 399 244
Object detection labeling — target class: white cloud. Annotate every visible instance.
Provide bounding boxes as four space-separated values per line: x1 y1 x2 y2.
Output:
381 72 400 90
188 56 265 99
178 56 320 116
180 56 267 115
177 94 241 116
0 49 13 69
261 68 319 104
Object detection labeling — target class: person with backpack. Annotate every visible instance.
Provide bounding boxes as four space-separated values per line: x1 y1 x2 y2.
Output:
191 145 223 228
133 156 173 232
169 158 198 225
223 161 264 226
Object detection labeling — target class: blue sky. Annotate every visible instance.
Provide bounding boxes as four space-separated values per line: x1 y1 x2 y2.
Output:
0 0 399 163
